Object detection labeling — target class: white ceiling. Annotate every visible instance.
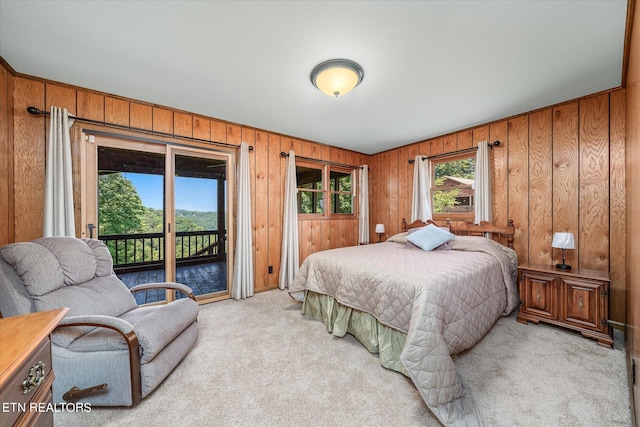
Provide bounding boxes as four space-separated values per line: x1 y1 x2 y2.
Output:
0 1 629 155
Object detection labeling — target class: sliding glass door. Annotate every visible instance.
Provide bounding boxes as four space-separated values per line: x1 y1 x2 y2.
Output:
83 132 233 303
172 152 229 298
97 145 168 304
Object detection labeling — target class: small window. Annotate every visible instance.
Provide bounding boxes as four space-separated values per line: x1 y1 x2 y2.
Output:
432 154 475 219
296 164 324 214
330 170 353 214
296 162 356 217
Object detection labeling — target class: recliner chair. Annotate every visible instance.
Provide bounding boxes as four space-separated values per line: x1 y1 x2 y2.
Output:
0 236 199 406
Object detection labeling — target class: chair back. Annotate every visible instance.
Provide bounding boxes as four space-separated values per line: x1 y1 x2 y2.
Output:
0 237 138 346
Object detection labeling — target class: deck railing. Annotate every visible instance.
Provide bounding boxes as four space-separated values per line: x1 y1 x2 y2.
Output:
101 230 225 273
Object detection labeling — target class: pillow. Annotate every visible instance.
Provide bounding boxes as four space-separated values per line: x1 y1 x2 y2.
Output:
405 226 451 250
405 228 421 248
386 232 409 244
406 224 455 251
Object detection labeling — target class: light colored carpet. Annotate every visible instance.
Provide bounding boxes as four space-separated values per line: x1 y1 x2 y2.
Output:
55 289 631 427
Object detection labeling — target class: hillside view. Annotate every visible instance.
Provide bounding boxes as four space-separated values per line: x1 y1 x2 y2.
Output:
98 173 221 265
99 173 219 235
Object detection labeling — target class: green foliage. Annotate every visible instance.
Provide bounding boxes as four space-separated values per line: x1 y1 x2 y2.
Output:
175 209 218 231
298 171 353 214
432 158 474 213
434 158 475 180
140 208 163 233
298 191 323 214
433 189 460 213
99 173 221 265
99 174 145 235
139 208 218 233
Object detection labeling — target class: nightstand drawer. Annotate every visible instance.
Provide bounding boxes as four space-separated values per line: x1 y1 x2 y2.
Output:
0 338 52 427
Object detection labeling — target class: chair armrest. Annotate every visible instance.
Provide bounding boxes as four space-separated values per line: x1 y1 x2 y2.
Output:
58 315 134 335
56 315 142 406
129 282 196 301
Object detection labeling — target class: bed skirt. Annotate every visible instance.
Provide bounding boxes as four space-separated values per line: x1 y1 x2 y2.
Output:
303 290 409 376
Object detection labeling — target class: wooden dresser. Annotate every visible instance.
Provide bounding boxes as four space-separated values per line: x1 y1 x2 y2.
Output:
0 308 69 427
516 262 612 347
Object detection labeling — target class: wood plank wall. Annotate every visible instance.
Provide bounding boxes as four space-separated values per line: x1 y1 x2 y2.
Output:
0 67 367 293
0 61 14 245
369 89 627 323
625 0 639 421
0 61 628 323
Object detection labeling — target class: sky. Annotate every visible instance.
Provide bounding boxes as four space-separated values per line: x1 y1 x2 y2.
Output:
125 173 218 212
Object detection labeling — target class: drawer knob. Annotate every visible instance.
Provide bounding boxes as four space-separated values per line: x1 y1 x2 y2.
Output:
22 361 45 395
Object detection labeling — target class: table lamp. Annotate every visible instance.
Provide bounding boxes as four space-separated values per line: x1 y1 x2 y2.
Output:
375 224 385 243
552 232 575 270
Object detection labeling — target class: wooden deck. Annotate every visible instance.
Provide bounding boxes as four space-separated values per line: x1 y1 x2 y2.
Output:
118 261 227 304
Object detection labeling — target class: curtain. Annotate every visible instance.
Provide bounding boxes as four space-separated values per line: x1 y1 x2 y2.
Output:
43 106 76 237
474 140 492 224
279 151 299 291
358 165 369 244
410 156 432 222
232 142 254 300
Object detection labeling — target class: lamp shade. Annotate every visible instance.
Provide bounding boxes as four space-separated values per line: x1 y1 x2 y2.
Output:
552 232 575 249
375 224 385 234
311 59 364 97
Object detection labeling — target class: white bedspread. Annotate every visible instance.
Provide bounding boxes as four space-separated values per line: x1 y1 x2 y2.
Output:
289 236 518 426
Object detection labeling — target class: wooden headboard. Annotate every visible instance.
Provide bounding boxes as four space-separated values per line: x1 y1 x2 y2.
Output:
401 218 515 249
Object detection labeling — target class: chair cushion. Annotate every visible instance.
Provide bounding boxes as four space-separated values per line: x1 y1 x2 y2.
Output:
34 237 98 284
82 238 114 277
130 298 200 364
42 275 138 348
65 300 199 358
1 242 65 296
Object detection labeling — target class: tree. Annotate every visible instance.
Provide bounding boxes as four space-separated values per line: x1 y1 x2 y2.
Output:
99 173 145 235
434 159 475 180
432 176 461 213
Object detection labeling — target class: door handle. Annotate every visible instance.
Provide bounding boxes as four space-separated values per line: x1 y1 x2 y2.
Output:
87 223 95 238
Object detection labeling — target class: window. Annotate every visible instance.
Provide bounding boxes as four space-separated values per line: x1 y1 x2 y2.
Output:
296 161 355 217
297 164 324 214
329 170 353 214
431 153 475 219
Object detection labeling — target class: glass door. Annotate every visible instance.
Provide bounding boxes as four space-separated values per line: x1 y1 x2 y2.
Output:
83 133 233 304
171 151 229 299
95 144 167 304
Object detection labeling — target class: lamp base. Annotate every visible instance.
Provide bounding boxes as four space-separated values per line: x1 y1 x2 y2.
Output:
556 263 572 270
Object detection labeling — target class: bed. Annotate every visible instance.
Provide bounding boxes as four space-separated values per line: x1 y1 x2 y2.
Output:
288 219 519 427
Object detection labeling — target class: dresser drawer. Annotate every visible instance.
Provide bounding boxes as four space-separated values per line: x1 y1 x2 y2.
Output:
0 337 52 427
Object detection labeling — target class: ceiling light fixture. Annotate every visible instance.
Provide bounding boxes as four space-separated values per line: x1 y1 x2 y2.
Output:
310 59 364 97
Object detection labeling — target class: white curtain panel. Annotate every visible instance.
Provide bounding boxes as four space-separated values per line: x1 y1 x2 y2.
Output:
474 140 492 224
358 165 369 244
279 151 300 292
232 142 254 300
43 106 76 237
410 155 432 222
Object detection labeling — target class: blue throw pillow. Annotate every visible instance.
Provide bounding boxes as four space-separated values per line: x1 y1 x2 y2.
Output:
406 224 455 251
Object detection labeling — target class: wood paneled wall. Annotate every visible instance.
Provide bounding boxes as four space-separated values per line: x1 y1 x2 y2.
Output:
0 65 367 293
0 60 14 246
369 90 627 323
625 0 639 422
0 60 629 323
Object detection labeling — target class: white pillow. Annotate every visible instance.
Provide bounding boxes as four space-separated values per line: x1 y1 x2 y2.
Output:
406 224 455 251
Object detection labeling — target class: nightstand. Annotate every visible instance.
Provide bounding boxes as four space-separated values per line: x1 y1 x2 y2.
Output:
516 262 612 347
0 308 69 427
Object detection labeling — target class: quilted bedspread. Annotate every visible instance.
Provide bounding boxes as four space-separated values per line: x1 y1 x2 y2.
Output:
289 236 518 426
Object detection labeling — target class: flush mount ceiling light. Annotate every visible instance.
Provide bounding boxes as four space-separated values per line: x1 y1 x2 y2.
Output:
310 59 364 97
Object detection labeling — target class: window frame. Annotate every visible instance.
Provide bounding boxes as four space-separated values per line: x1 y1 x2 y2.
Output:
296 160 357 219
430 151 476 222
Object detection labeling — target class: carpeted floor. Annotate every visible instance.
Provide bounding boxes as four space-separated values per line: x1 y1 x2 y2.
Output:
54 289 631 426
